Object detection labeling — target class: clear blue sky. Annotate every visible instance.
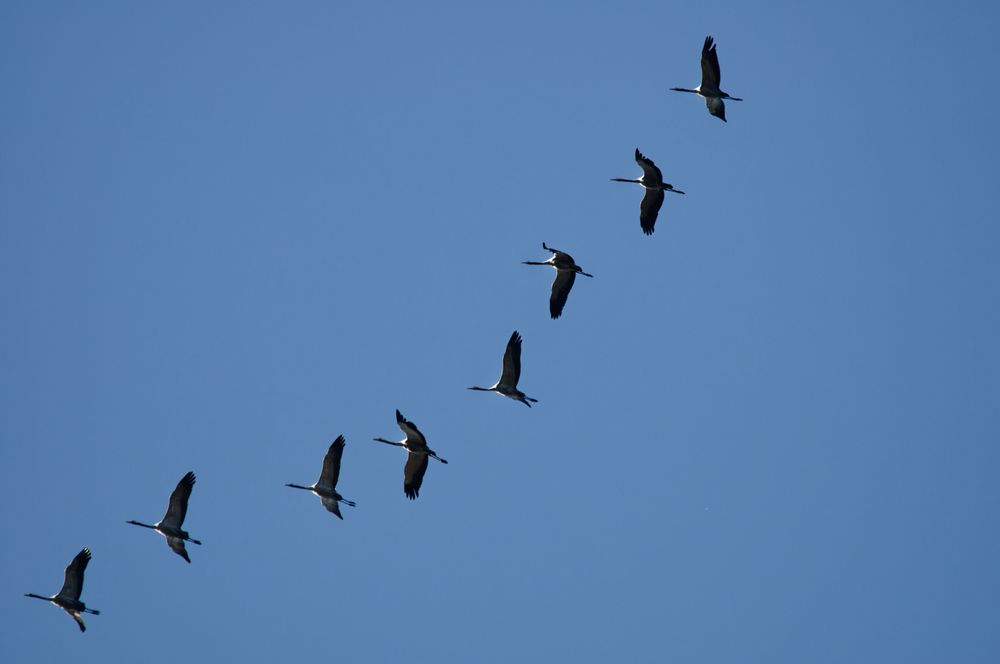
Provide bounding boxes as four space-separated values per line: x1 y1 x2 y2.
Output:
2 2 999 662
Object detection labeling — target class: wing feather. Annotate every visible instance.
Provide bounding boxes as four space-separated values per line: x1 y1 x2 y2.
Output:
67 609 86 632
320 496 344 519
318 435 346 488
163 471 196 528
501 331 522 387
167 537 191 563
635 149 663 186
550 270 576 319
640 188 665 235
706 96 727 122
58 547 90 601
404 453 429 500
701 35 721 90
396 410 427 448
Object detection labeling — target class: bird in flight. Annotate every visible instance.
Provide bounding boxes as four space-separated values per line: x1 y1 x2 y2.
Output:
611 148 685 235
24 547 101 632
374 410 448 499
286 435 357 519
469 330 538 407
127 471 202 563
670 35 743 122
523 242 593 319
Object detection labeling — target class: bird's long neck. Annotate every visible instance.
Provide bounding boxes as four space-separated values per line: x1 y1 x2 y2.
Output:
83 607 101 615
522 261 549 266
285 483 312 491
670 87 699 94
468 386 493 391
373 438 404 447
431 453 448 464
126 520 157 530
610 178 641 183
24 593 50 601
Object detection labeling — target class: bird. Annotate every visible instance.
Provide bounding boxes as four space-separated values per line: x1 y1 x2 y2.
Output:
522 242 593 319
286 435 357 519
469 330 538 407
24 547 101 632
611 148 686 235
127 471 202 563
373 409 448 499
670 35 743 122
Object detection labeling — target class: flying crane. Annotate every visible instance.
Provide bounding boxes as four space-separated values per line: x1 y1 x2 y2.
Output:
127 471 202 563
24 547 100 632
469 330 538 407
286 435 357 519
522 242 593 319
671 35 743 122
611 148 685 235
373 410 448 499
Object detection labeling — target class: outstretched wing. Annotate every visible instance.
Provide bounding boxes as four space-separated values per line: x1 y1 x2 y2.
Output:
320 496 344 519
635 149 663 187
404 453 429 500
500 331 523 387
167 537 191 563
395 409 427 448
640 188 665 235
65 608 86 632
549 270 576 319
706 96 726 122
58 547 91 601
163 471 196 528
701 35 722 90
318 435 346 488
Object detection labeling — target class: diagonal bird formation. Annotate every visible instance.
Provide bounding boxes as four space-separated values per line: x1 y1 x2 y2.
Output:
23 33 741 633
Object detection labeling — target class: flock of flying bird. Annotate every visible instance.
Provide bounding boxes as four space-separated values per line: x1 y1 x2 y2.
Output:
23 34 742 633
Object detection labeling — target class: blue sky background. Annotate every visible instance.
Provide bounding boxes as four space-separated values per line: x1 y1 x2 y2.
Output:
2 2 999 662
